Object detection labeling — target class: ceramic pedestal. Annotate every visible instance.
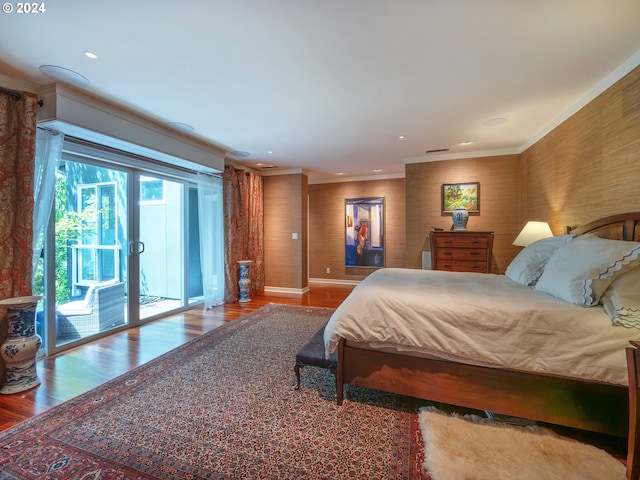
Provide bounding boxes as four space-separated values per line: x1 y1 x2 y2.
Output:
238 260 253 303
0 296 43 394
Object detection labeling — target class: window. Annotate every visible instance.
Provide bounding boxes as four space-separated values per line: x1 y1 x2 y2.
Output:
74 182 118 291
140 176 165 204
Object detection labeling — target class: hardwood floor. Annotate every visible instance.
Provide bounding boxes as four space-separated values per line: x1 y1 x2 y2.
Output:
0 283 354 433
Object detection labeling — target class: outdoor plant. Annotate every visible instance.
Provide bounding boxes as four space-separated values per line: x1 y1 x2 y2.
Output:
33 172 98 305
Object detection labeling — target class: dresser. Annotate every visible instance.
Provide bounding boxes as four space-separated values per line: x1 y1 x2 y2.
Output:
430 231 494 273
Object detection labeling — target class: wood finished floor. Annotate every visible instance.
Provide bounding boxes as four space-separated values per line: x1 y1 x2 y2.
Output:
0 284 354 433
0 282 627 464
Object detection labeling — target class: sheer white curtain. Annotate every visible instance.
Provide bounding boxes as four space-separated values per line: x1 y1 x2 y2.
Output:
197 172 224 308
32 129 64 279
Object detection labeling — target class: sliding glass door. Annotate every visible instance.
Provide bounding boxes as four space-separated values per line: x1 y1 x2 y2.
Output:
38 141 206 355
137 174 186 320
53 159 129 346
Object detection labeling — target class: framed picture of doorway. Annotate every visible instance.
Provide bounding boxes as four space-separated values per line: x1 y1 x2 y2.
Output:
345 197 385 267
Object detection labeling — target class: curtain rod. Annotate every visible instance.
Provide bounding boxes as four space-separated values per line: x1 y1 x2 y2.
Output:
0 86 44 106
0 86 22 100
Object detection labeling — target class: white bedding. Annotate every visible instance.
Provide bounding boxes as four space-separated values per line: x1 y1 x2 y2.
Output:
324 268 638 385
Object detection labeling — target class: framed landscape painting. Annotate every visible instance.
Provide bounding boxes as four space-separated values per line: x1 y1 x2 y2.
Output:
441 182 480 215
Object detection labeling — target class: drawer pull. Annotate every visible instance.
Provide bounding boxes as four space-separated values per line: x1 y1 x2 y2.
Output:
470 252 480 256
443 240 453 244
443 264 453 268
470 240 480 244
443 252 453 255
471 265 480 269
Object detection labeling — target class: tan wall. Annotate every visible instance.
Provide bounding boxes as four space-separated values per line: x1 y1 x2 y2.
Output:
263 174 308 289
405 155 522 273
308 178 405 281
522 65 640 232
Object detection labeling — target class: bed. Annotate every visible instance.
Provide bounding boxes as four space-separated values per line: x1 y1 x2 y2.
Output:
324 212 640 454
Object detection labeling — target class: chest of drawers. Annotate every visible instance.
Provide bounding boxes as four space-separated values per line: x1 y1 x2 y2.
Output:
430 231 494 273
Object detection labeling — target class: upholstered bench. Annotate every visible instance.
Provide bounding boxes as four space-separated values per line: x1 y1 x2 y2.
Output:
294 324 337 390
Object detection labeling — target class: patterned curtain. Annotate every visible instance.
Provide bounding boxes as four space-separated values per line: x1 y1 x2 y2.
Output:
223 165 265 303
0 90 38 299
0 89 38 380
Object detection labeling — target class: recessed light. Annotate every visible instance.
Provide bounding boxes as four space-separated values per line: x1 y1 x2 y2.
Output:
482 117 508 127
336 172 345 176
398 135 406 139
166 122 194 133
459 141 473 146
84 51 97 59
39 65 90 88
267 151 273 155
373 169 382 173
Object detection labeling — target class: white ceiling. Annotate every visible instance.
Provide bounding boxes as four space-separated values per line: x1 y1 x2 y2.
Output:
2 0 640 182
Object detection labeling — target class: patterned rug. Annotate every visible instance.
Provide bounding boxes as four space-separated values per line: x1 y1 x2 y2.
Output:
0 304 430 479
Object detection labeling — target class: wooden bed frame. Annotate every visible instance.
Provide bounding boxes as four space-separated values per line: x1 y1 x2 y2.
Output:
335 212 640 478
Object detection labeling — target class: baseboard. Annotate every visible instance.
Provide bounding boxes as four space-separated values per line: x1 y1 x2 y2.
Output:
308 278 361 286
264 285 310 295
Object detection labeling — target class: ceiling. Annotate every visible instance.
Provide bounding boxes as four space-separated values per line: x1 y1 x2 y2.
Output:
2 1 640 183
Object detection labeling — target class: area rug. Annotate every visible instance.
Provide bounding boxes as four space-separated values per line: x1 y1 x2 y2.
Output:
0 304 428 479
418 407 626 480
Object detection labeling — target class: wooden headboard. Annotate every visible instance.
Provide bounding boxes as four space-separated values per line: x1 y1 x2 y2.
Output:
566 212 640 241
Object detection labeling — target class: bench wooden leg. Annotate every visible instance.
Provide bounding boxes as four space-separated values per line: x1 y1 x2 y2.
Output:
293 364 303 390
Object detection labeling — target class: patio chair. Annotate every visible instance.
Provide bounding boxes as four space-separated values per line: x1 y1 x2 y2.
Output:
57 281 126 339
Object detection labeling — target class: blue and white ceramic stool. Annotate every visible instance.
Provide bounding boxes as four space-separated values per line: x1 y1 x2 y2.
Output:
238 260 253 303
0 296 43 394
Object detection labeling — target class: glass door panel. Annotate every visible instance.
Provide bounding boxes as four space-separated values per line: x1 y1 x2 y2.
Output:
138 174 185 320
54 160 128 346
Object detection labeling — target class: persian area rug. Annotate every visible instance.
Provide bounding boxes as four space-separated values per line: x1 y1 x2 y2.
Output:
0 304 428 480
418 407 626 480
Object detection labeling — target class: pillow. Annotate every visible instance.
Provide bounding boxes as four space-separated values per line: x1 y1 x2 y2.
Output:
601 266 640 328
505 234 574 286
534 234 640 306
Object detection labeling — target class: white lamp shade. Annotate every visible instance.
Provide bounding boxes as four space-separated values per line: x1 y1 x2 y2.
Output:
513 221 553 246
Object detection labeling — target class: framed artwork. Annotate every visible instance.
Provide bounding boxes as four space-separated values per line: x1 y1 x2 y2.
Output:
441 182 480 215
345 197 384 267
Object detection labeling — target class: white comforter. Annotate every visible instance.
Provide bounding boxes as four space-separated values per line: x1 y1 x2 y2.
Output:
324 268 637 385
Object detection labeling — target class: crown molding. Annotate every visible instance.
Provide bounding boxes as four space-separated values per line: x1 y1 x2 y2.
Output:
404 148 521 165
308 172 405 185
522 48 640 152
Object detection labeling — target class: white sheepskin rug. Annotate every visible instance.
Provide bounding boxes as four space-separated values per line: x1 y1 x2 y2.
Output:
418 407 626 480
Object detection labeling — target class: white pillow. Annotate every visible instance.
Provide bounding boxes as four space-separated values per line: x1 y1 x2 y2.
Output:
534 234 640 306
505 234 574 286
601 265 640 327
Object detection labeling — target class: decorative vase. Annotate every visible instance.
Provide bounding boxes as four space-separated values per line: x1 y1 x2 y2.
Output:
0 296 43 394
452 206 469 231
238 260 253 303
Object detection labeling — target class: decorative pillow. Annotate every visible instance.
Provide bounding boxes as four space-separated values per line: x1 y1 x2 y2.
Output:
505 234 574 286
601 265 640 328
534 234 640 306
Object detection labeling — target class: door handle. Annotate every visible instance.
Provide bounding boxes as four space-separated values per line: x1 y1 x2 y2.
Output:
128 241 145 255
